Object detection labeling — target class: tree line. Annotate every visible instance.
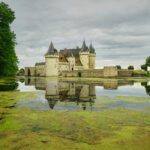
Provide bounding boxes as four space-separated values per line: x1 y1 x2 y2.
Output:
0 2 18 77
115 56 150 71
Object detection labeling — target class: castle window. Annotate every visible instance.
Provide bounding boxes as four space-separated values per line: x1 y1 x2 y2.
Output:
78 72 81 77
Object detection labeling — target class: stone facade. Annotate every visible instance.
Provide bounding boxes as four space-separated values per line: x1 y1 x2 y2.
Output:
25 41 96 77
35 62 45 76
103 66 118 77
25 67 35 76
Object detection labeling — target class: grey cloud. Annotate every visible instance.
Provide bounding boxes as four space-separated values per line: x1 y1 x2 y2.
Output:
2 0 150 68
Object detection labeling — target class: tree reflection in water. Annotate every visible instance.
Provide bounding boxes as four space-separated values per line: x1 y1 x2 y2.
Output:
141 82 150 96
0 79 18 91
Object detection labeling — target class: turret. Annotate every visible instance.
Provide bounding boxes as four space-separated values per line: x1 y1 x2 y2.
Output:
81 40 88 52
79 40 90 69
45 42 59 77
89 42 96 69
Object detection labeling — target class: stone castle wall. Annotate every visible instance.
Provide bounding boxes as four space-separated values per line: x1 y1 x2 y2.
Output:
58 62 69 75
79 52 90 69
118 69 133 77
35 64 45 76
45 54 59 77
25 66 133 78
62 69 104 78
89 53 96 69
25 67 36 76
61 67 133 78
103 66 118 77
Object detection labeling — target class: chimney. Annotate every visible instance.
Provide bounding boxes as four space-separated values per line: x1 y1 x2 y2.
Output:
64 48 67 55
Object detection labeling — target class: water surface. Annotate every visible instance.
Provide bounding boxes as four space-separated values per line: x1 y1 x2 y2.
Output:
16 77 150 112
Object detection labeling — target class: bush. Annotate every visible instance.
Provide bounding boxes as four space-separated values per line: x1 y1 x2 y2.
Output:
116 65 121 69
19 68 25 73
147 71 150 77
141 64 147 71
132 70 147 75
128 66 134 70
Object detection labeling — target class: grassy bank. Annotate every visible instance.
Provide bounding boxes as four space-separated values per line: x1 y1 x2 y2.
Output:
132 70 150 77
59 76 150 83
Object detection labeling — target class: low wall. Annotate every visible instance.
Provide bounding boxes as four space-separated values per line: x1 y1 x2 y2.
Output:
118 69 133 77
62 69 104 78
62 68 134 78
35 64 45 77
104 67 118 77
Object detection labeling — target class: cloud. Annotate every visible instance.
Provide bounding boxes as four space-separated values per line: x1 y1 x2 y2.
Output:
2 0 150 69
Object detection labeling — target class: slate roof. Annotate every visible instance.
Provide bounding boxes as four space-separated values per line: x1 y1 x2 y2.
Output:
60 48 83 66
44 41 95 67
45 42 57 55
81 40 88 51
89 43 95 53
60 48 81 58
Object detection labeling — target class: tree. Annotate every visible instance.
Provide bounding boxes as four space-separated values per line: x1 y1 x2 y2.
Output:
146 56 150 66
19 68 25 73
0 2 18 77
116 65 121 69
128 65 134 70
141 64 147 71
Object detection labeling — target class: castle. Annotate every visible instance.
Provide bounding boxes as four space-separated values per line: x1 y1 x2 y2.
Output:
25 41 96 77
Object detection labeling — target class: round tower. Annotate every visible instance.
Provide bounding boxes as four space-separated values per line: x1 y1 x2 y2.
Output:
89 43 96 69
45 42 59 77
79 40 90 69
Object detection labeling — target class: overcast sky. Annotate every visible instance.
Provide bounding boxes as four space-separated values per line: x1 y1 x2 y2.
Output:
2 0 150 69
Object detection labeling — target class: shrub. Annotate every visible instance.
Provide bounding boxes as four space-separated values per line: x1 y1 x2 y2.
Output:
19 68 25 73
141 64 147 71
116 65 121 69
147 71 150 77
146 56 150 66
132 70 147 75
128 66 134 70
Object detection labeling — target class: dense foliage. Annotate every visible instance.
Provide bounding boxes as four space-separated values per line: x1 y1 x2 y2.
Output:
146 56 150 66
19 68 25 73
141 56 150 71
0 2 18 77
116 65 121 69
141 64 147 71
128 65 134 70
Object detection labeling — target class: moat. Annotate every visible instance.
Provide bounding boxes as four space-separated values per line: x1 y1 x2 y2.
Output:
16 77 150 112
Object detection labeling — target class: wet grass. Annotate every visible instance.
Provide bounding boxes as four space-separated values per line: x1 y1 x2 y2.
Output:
0 92 150 149
0 78 150 149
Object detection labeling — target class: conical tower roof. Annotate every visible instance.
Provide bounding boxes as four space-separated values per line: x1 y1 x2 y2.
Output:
45 41 57 55
89 42 95 53
81 40 88 51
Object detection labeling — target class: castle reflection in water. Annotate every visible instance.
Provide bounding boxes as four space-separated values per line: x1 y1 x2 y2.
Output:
24 77 137 111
